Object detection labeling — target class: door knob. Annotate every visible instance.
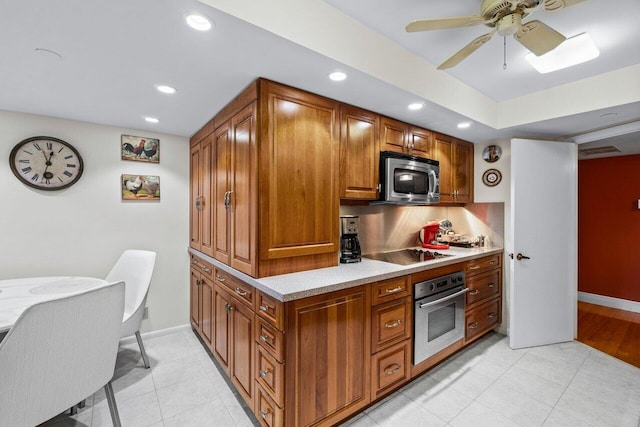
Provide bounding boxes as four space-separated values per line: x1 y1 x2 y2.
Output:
516 253 530 261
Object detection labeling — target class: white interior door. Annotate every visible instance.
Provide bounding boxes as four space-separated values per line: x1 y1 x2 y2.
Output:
509 139 577 349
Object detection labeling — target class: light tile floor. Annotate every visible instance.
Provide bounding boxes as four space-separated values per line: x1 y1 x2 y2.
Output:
41 329 640 427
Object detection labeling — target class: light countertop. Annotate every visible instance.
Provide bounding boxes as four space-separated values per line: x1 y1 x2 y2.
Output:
190 246 504 302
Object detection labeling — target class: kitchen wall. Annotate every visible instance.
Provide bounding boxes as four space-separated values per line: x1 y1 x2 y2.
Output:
0 109 190 332
579 153 640 305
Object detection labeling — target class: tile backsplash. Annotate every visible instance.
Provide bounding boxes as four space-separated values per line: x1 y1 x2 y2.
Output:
340 203 504 254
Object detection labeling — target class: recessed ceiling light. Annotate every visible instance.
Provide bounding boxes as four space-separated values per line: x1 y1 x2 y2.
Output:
599 112 618 119
457 122 471 129
525 32 599 74
329 72 347 81
156 85 176 94
145 117 159 124
408 103 423 111
185 14 212 31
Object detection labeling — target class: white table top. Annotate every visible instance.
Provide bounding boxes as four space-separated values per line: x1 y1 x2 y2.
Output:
0 276 109 333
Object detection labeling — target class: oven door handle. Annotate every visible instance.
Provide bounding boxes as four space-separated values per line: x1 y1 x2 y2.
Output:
418 288 469 309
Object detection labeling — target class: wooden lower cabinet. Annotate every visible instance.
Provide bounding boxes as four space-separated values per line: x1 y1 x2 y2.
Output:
371 339 411 399
190 264 213 349
464 253 503 345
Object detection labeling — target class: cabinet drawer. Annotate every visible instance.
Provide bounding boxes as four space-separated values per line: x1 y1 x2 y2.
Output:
466 269 501 307
255 383 284 427
256 291 284 330
215 268 253 307
466 254 501 276
371 297 411 352
255 318 285 363
190 255 214 279
255 346 285 407
465 298 500 341
371 276 410 305
371 339 411 398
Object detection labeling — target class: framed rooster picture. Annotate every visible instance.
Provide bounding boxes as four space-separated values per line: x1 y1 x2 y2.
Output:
121 134 160 163
121 174 160 200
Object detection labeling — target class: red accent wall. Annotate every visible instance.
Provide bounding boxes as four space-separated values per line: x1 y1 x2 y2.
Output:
579 154 640 302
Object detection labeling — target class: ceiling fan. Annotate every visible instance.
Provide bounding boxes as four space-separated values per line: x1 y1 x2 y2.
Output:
406 0 586 70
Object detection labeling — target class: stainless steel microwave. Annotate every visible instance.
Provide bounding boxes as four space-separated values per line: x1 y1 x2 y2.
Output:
377 151 440 205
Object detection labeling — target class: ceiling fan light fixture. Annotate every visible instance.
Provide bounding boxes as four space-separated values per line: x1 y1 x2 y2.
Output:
525 32 599 73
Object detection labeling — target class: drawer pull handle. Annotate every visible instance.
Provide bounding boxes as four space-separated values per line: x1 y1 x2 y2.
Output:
215 274 225 283
469 290 480 296
469 321 480 329
385 286 402 294
469 265 480 270
235 287 248 297
488 312 497 318
259 368 270 378
191 260 198 265
385 363 401 375
490 260 497 265
259 334 273 344
384 320 402 329
202 267 211 273
260 304 272 313
259 409 271 420
488 283 496 288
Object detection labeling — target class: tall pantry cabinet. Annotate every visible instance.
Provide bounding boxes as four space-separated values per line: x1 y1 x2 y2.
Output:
189 78 340 279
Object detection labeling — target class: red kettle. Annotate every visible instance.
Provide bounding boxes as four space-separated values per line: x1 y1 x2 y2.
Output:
418 221 450 250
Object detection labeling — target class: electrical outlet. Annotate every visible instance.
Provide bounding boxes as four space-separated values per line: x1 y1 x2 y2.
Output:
143 306 149 319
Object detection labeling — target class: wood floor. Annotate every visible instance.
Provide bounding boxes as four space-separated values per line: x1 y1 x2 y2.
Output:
577 301 640 369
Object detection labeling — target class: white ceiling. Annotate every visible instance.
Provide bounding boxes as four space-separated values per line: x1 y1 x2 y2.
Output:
1 0 639 156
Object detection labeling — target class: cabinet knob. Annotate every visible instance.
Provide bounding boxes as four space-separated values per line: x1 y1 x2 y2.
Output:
259 368 271 378
259 334 273 344
259 409 271 420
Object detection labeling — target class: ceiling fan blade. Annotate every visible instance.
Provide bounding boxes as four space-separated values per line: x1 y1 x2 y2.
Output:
514 20 566 56
542 0 587 12
406 15 486 32
437 30 496 70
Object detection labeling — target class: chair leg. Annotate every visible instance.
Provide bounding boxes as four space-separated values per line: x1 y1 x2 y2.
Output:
104 382 121 427
135 330 150 369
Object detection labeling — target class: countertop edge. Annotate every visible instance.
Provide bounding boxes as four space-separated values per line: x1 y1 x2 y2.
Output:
188 247 505 302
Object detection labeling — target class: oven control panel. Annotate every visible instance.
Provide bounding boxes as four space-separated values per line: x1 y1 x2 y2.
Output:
414 271 465 300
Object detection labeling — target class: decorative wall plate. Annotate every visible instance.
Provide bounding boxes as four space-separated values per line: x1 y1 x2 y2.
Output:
482 168 502 187
482 145 502 163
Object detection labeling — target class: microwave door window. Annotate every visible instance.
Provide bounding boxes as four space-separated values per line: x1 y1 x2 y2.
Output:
394 169 428 194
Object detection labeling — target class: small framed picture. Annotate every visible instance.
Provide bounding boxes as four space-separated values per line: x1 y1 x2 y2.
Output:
482 145 502 163
121 174 160 200
121 135 159 163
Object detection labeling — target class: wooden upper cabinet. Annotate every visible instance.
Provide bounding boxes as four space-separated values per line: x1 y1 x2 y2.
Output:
340 104 380 200
408 126 435 159
434 134 474 203
190 136 214 256
380 116 408 154
259 80 340 261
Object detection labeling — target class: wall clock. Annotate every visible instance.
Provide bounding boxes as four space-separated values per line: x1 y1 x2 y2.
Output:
9 136 84 191
482 168 502 187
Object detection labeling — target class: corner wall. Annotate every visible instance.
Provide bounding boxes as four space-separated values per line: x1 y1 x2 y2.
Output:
0 110 190 332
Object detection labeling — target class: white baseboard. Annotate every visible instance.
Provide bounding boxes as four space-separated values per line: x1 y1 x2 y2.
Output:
119 324 191 345
578 292 640 314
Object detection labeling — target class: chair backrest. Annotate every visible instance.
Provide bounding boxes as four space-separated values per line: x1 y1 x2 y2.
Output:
0 281 125 427
105 249 156 322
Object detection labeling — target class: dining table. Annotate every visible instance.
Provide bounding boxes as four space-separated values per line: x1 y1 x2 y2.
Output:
0 276 110 334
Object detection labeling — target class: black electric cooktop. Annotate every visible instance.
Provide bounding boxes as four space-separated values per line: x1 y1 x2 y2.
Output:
363 248 452 266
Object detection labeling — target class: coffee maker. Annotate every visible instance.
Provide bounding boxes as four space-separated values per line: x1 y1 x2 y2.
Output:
340 215 361 263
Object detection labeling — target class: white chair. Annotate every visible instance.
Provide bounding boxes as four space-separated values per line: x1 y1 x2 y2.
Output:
0 281 125 427
106 249 156 369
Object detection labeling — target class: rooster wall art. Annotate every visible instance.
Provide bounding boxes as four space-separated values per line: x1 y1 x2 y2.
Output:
121 135 160 163
121 174 160 200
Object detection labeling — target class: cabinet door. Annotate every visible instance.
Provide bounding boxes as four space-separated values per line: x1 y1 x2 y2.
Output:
408 126 434 159
200 275 214 348
214 123 231 264
259 81 339 260
214 285 231 371
231 297 254 404
453 139 473 203
200 135 214 257
286 287 370 426
230 103 258 276
190 143 202 250
434 134 454 202
340 105 380 200
190 268 201 329
380 116 408 153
